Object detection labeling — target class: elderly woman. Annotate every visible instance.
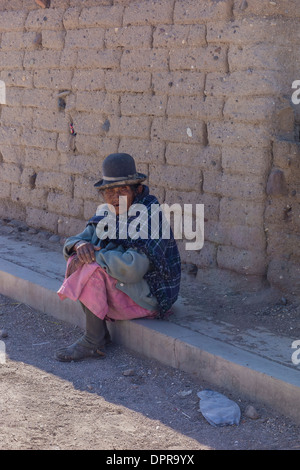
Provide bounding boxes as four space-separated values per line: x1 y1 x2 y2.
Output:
56 153 181 362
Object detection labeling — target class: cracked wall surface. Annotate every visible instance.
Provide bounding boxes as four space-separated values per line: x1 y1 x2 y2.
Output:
0 0 299 295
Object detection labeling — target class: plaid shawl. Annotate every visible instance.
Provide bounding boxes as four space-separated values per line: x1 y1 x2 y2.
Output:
88 185 181 318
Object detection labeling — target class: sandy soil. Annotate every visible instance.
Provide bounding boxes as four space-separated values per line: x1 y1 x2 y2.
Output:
0 294 300 451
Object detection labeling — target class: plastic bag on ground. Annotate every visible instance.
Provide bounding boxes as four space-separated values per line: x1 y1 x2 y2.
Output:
197 389 241 427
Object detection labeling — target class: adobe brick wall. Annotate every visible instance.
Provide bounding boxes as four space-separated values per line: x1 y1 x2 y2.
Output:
0 0 299 296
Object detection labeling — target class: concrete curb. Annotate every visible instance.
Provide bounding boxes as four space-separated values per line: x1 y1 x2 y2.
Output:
0 256 299 424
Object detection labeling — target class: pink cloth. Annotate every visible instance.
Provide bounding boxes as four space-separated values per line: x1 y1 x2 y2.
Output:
57 258 157 321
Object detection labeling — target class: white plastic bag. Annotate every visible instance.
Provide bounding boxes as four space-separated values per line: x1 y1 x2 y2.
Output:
198 390 241 427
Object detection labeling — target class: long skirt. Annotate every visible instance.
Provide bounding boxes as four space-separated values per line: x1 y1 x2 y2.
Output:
57 258 157 321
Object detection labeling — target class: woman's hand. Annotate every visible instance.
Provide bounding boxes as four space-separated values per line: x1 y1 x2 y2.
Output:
66 255 83 278
74 242 101 264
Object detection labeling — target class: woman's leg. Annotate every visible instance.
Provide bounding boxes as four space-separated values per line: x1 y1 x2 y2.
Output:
55 303 110 362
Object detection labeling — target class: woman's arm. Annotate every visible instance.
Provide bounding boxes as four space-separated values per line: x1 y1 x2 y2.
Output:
95 247 150 283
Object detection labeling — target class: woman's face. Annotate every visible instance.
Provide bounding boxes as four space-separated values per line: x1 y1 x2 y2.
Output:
102 185 135 215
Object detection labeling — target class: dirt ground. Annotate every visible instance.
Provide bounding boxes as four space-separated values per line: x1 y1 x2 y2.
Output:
0 294 300 451
0 217 300 450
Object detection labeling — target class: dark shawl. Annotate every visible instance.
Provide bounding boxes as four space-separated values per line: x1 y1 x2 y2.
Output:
87 186 181 318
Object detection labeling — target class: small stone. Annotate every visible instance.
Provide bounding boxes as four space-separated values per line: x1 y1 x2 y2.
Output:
177 390 192 398
123 369 135 376
0 329 8 338
244 405 260 420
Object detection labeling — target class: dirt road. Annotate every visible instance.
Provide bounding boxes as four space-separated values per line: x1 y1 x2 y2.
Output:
0 294 299 451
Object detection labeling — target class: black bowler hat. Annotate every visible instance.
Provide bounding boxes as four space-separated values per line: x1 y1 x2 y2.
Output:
94 153 147 190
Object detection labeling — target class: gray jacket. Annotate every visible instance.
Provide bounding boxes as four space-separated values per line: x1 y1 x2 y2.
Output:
63 224 158 311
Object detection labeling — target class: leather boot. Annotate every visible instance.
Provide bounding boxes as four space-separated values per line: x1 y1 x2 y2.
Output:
55 305 110 362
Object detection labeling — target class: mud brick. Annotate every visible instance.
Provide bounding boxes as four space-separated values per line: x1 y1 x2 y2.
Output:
24 51 61 69
74 175 99 200
167 95 223 120
108 116 151 140
20 168 38 188
221 146 271 176
65 28 104 50
153 24 206 48
170 46 228 73
266 228 299 259
0 200 25 221
272 139 300 170
22 128 57 150
166 143 222 171
33 109 69 134
121 49 169 72
206 221 266 252
217 172 266 202
0 145 23 164
25 9 64 31
205 70 284 98
223 96 277 123
76 91 120 115
264 198 300 229
0 10 27 32
118 138 165 164
0 0 23 11
22 88 57 109
149 164 202 192
228 44 286 72
60 153 100 176
47 192 83 218
207 18 300 46
79 5 124 28
70 112 106 136
11 186 48 209
0 181 11 199
187 241 217 268
41 30 65 51
0 126 22 146
0 31 37 51
0 106 33 128
174 0 233 24
35 171 73 194
217 245 267 276
25 148 60 171
2 87 23 107
233 0 300 19
151 117 206 145
1 163 21 184
60 49 78 70
105 71 151 93
219 197 265 227
166 189 219 221
71 135 118 156
0 51 23 69
57 215 86 237
1 70 33 88
121 94 167 117
123 0 173 26
207 121 272 148
202 170 222 195
26 207 59 232
105 26 152 49
77 49 122 69
63 7 81 29
153 71 205 96
72 69 105 91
